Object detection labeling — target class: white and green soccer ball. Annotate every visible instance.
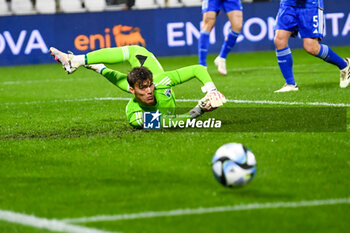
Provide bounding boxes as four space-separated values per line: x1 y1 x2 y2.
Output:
212 143 257 187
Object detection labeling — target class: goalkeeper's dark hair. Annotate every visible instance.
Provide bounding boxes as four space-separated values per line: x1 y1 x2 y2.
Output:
127 66 153 88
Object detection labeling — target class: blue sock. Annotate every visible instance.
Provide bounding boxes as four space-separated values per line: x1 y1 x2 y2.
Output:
219 29 239 59
276 47 295 85
198 30 210 66
316 44 347 69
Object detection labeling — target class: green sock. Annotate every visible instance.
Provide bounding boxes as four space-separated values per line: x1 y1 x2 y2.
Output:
101 68 129 93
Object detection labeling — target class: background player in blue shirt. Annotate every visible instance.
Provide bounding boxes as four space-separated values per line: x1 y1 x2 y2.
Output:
274 0 350 92
198 0 243 75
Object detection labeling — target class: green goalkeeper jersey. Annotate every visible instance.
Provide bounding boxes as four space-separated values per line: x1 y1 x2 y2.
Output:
86 46 213 128
126 65 213 128
126 75 176 128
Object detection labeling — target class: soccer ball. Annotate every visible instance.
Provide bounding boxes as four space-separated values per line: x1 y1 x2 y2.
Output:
212 143 257 187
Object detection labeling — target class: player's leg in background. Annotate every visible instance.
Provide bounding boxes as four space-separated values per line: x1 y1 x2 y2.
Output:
273 4 299 92
299 6 350 88
215 10 242 75
303 39 349 88
274 29 299 92
198 11 216 67
303 38 347 69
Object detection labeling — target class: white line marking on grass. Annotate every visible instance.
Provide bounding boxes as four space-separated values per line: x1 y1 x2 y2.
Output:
226 99 350 107
0 78 95 85
229 63 321 72
0 209 119 233
63 198 350 223
178 98 350 107
1 97 350 107
0 97 131 106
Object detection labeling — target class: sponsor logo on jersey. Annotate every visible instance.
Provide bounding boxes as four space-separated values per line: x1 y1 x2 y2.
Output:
74 25 146 51
164 89 172 98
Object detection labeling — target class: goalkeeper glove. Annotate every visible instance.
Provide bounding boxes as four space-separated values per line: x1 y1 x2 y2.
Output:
189 94 221 118
190 83 226 118
202 90 226 109
200 82 226 109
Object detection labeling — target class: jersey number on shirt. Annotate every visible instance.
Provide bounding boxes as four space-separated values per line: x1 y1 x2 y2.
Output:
313 15 319 28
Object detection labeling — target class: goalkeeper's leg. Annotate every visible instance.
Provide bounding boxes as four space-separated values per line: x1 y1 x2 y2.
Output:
50 45 164 76
87 46 164 75
86 46 130 64
50 47 84 74
50 46 132 74
85 64 130 93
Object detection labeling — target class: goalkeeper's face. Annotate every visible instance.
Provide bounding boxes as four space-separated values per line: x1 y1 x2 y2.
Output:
130 79 155 106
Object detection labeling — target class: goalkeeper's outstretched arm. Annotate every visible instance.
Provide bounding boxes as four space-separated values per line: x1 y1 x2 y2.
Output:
166 64 226 100
165 65 226 117
167 65 213 87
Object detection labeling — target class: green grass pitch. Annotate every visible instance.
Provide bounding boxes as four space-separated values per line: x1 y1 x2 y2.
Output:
0 46 350 233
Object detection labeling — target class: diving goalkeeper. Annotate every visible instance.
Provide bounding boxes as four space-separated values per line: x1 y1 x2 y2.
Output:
49 45 226 128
